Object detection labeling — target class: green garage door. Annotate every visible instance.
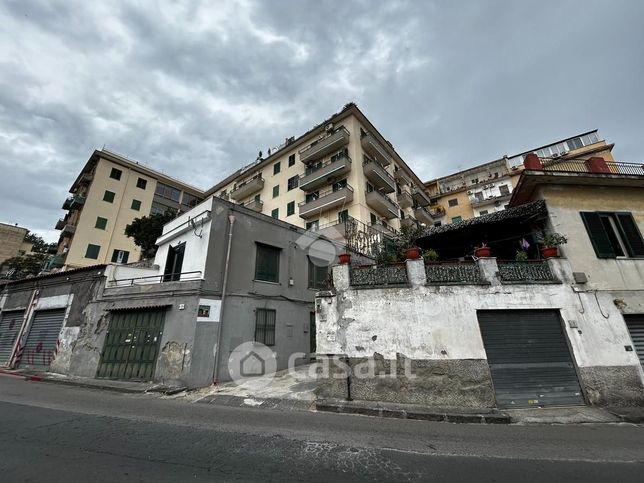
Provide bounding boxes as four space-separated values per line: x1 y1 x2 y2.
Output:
97 308 166 381
478 309 585 408
0 310 25 366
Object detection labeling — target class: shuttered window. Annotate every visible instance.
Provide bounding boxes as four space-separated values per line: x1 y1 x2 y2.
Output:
308 257 328 289
255 243 280 282
581 211 644 258
255 309 276 346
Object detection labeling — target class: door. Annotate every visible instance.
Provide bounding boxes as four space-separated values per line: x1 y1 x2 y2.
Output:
478 309 585 408
0 310 25 366
96 308 166 381
624 315 644 368
309 312 316 354
18 309 66 371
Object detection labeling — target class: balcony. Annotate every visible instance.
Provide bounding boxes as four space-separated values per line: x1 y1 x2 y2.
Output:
299 184 354 219
411 186 431 207
55 218 66 230
61 224 76 236
299 152 352 192
242 198 264 213
370 220 398 236
62 194 86 211
469 193 512 206
414 206 433 225
400 217 417 229
230 174 264 201
366 189 398 219
79 172 94 184
429 205 446 217
363 157 395 193
299 127 350 164
361 131 391 166
396 188 413 209
394 168 411 185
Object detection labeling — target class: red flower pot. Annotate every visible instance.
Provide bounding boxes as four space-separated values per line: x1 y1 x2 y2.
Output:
338 253 351 265
404 247 421 260
474 247 492 258
541 247 559 258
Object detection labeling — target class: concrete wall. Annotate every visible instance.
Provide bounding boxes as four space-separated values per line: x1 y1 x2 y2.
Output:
316 258 644 408
0 223 28 265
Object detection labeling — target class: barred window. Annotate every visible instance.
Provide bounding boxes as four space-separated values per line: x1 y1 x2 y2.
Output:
255 309 276 346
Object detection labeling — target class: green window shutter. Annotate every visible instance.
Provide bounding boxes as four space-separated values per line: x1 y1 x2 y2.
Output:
580 212 615 258
615 213 644 257
255 244 280 282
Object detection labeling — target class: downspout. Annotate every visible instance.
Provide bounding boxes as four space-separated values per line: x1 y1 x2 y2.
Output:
212 212 236 384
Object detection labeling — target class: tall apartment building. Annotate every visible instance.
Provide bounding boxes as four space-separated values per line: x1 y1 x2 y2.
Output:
204 103 432 248
55 149 204 268
424 130 614 225
0 223 31 265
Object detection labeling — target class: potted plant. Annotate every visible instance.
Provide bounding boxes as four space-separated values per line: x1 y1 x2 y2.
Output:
541 233 568 258
338 252 351 265
474 243 491 258
404 246 422 260
515 250 528 262
423 248 439 263
397 223 425 260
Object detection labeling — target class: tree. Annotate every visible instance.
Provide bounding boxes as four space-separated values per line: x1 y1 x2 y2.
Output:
1 253 49 279
24 232 52 254
125 211 177 258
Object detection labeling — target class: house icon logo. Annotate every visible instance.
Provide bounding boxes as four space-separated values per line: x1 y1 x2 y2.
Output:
228 341 277 388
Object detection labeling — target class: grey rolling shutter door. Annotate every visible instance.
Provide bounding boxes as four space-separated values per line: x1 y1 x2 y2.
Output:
18 309 66 370
624 315 644 367
478 310 585 408
615 214 644 257
580 212 615 258
0 310 25 365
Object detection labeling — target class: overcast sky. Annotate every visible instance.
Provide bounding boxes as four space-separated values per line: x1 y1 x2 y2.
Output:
1 1 643 242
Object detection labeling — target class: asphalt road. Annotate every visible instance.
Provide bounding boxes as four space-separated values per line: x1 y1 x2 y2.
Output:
0 376 642 482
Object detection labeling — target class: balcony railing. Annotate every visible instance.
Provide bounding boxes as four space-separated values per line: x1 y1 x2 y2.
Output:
366 189 399 219
425 262 483 284
299 184 354 218
242 198 263 212
350 264 408 287
299 152 352 191
394 168 411 185
469 192 511 206
429 205 446 217
539 158 644 176
299 127 350 164
360 131 391 166
62 194 86 211
55 218 66 230
396 188 413 209
107 271 203 288
369 220 398 236
61 224 76 236
230 174 264 201
497 261 557 282
414 206 433 225
411 186 431 207
363 157 396 193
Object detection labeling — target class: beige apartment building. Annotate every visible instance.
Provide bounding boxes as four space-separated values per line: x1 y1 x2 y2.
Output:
55 149 204 268
204 103 432 245
425 130 615 225
0 223 31 265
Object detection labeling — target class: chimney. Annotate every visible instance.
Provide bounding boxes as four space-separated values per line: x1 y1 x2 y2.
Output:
523 153 543 170
585 156 610 174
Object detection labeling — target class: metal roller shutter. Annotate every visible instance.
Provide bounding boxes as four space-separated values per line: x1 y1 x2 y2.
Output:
478 309 585 408
624 315 644 367
18 309 66 371
0 310 25 365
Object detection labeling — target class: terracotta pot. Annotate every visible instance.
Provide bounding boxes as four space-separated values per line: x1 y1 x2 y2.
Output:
474 247 492 258
404 247 421 260
338 253 351 265
541 247 559 258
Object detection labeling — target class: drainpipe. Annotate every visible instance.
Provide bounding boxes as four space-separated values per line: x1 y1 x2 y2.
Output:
212 212 236 383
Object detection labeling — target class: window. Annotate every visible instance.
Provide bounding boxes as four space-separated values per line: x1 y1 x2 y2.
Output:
273 185 280 198
366 182 374 193
136 177 147 189
499 184 510 196
131 199 141 211
151 201 172 215
273 162 281 175
255 243 280 282
306 220 319 231
288 154 296 167
287 201 295 216
287 175 299 191
95 217 108 230
308 257 329 289
111 249 130 264
103 190 115 203
479 210 488 216
332 179 347 192
271 208 279 219
305 191 319 203
448 198 458 207
255 309 276 346
580 212 644 258
110 167 122 180
471 178 478 185
181 193 199 208
85 244 101 259
433 221 442 227
451 216 462 224
163 243 185 281
155 182 181 202
370 213 378 224
474 192 484 201
338 209 348 223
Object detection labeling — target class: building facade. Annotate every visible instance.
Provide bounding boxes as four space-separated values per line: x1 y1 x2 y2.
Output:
0 223 30 265
54 149 204 269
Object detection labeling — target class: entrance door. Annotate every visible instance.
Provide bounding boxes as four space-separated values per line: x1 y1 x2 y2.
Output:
18 309 66 371
478 310 585 408
97 309 166 380
310 312 316 354
624 315 644 368
0 310 25 366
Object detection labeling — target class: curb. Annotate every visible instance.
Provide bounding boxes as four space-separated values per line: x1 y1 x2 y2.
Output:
314 400 511 424
196 394 314 412
35 376 148 394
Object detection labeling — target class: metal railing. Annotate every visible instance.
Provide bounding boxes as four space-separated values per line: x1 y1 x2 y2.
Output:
363 155 396 184
107 271 203 287
497 261 556 282
300 183 353 206
303 151 351 176
299 127 350 155
425 262 483 284
606 161 644 175
350 264 409 287
540 158 644 175
231 173 263 192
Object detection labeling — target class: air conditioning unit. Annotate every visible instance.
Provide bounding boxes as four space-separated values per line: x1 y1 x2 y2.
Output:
551 152 562 158
467 190 473 195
